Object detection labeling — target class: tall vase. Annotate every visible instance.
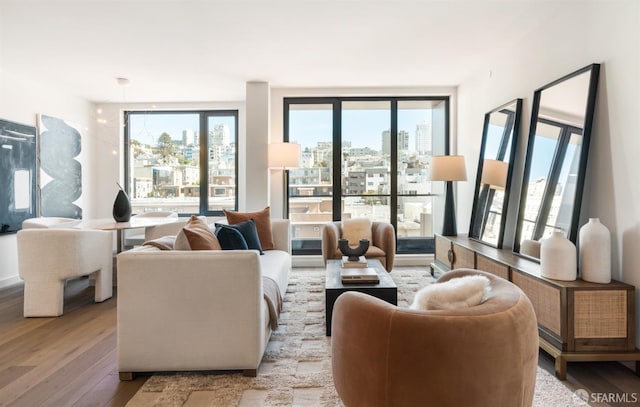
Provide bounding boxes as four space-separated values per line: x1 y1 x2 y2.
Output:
112 184 132 222
540 231 577 281
579 218 611 284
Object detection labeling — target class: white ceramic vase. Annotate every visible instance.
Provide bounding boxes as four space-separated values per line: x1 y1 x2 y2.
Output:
540 231 577 281
579 218 611 284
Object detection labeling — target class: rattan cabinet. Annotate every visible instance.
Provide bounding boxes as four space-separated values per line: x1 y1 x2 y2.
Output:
431 234 640 380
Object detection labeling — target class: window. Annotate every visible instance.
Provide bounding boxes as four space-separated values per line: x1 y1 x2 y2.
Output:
284 97 449 255
124 110 238 215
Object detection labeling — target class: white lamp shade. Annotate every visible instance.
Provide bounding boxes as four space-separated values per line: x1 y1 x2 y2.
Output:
481 159 508 189
269 142 301 169
429 155 467 181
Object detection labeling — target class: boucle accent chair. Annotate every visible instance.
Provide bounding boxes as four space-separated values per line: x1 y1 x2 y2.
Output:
322 221 396 272
331 269 539 407
22 216 81 229
17 228 113 317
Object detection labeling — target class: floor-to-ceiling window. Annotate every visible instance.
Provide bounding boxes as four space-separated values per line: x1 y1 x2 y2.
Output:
284 97 449 255
124 110 238 216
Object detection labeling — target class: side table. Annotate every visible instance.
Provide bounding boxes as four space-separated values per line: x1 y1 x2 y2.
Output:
325 259 397 336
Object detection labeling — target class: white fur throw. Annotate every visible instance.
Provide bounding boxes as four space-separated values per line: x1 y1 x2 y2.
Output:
341 218 372 246
410 275 492 311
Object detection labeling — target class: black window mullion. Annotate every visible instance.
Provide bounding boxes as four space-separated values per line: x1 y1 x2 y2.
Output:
333 100 342 221
390 99 398 236
533 126 570 239
123 111 131 194
496 110 515 161
199 113 208 215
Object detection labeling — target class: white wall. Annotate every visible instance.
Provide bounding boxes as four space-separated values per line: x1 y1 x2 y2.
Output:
457 0 640 346
0 70 94 287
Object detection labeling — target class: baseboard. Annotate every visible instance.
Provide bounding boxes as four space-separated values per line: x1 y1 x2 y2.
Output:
292 254 434 268
0 275 22 289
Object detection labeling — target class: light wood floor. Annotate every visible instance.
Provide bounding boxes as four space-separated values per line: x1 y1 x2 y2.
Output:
1 272 639 407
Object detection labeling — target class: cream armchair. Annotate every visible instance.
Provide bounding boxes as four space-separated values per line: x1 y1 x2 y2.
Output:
322 221 396 272
17 229 113 317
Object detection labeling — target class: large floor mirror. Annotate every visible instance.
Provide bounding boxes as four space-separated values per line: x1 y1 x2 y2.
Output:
469 99 522 248
513 64 600 258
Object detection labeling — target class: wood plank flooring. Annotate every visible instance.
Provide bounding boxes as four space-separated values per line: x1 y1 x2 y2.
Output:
0 270 638 406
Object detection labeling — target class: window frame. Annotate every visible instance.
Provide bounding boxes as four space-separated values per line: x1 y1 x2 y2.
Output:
123 109 239 217
284 96 450 255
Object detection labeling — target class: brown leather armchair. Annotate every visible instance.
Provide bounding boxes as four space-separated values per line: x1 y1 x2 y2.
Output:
331 269 539 407
322 221 396 272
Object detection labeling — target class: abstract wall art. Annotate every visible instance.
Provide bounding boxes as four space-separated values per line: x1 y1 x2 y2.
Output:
0 118 37 234
38 114 83 219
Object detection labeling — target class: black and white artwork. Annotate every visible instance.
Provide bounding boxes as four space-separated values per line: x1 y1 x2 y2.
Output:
38 114 83 219
0 118 37 234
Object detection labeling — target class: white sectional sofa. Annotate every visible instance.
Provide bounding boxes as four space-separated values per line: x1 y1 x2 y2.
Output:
116 219 291 379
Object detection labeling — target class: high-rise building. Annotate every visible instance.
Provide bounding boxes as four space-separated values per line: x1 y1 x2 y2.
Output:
382 129 409 153
382 130 391 154
182 129 194 146
398 130 409 151
415 120 432 154
209 124 229 147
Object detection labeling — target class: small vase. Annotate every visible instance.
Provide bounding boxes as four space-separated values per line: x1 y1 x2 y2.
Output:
579 218 611 284
540 231 577 281
112 185 132 222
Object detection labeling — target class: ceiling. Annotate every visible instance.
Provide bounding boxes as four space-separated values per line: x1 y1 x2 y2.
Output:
1 0 559 104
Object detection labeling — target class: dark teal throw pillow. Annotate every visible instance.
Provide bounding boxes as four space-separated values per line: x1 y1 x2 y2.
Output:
218 219 263 254
214 224 249 250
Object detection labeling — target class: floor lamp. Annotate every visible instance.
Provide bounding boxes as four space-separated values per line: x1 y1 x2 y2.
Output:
429 155 467 236
268 142 301 219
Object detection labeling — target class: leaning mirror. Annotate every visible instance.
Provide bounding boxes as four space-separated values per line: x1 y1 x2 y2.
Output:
469 99 522 248
514 64 600 258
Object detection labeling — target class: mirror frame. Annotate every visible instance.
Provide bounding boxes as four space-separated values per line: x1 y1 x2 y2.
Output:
513 63 600 258
469 98 523 248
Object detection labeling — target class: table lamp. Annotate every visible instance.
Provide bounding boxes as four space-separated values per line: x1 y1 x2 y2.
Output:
481 159 508 190
429 155 467 236
268 142 301 218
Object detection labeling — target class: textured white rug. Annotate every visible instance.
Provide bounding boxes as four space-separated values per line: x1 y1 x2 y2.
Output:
126 267 579 407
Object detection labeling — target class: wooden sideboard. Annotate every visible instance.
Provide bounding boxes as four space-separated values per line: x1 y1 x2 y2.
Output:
431 234 640 380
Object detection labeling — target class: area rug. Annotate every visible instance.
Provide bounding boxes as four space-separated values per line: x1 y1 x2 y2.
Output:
126 267 578 407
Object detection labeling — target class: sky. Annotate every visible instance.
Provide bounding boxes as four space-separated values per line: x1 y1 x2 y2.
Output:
127 109 575 186
128 113 236 145
288 108 432 150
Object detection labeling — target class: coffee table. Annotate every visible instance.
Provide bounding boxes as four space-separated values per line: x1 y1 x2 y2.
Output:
325 259 397 336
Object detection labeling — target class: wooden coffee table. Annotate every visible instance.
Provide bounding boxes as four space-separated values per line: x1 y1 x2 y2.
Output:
325 259 397 336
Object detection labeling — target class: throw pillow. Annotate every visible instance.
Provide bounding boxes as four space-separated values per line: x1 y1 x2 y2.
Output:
174 215 222 250
410 275 492 311
224 207 274 250
214 224 249 250
216 219 263 254
341 218 372 246
142 235 176 250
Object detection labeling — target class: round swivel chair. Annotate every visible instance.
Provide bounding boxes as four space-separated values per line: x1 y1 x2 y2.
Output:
331 269 539 407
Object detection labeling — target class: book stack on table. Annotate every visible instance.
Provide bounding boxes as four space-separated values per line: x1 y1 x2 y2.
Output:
340 256 379 283
341 256 367 268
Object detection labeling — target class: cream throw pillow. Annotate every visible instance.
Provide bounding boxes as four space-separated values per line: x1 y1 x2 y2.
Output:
341 218 372 246
410 275 491 311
